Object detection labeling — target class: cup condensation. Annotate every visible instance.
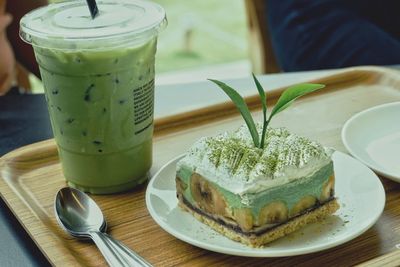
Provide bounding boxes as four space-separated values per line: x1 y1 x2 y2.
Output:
20 0 166 193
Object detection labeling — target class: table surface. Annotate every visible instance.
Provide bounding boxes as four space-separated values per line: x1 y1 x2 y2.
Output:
0 67 385 266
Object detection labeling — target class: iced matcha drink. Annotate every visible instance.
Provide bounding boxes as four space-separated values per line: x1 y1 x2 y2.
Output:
20 0 166 193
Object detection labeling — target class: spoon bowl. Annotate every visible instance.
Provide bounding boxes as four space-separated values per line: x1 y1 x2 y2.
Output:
55 187 105 236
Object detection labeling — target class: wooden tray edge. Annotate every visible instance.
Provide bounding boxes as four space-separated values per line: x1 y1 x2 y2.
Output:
154 66 396 135
0 140 81 266
357 249 400 267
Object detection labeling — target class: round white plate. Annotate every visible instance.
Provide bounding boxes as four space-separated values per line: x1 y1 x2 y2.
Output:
146 152 385 257
342 102 400 182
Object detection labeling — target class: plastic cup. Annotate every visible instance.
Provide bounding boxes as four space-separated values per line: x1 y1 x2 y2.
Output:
20 0 166 194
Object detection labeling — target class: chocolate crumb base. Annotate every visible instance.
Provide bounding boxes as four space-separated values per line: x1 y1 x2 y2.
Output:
177 193 340 247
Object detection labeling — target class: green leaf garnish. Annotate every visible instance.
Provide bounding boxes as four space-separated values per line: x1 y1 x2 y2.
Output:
208 79 260 147
252 73 268 148
269 83 325 119
209 77 325 148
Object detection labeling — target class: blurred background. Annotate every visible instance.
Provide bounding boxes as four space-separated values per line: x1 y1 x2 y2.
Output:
154 0 250 84
16 0 400 93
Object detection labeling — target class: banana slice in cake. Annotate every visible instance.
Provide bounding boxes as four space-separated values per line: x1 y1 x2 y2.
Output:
234 208 253 231
290 196 317 217
320 175 335 202
190 173 228 217
257 201 288 226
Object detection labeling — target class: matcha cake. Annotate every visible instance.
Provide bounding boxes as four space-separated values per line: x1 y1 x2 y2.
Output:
175 125 339 247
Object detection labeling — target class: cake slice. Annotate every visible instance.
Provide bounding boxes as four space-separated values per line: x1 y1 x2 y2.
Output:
176 125 339 247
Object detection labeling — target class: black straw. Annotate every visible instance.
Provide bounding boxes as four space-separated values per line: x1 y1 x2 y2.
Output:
86 0 99 19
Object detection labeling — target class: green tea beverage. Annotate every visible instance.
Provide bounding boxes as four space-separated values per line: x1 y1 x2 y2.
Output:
20 0 166 193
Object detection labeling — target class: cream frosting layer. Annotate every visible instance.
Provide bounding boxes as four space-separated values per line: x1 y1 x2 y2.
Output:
177 125 334 195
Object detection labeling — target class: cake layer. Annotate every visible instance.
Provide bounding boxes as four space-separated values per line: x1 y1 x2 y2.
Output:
176 161 334 229
178 193 339 247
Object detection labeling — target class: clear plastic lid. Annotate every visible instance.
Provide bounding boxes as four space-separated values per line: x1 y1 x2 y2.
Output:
20 0 167 50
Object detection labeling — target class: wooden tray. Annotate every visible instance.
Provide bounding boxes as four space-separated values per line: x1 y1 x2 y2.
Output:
1 66 400 266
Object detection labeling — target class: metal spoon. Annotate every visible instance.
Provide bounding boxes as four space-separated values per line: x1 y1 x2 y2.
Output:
55 187 152 267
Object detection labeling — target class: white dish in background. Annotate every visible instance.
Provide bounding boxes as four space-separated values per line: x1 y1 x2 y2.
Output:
146 152 385 257
342 102 400 182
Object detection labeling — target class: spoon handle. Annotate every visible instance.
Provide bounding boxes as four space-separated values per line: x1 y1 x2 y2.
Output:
103 233 153 267
90 231 130 267
90 231 152 267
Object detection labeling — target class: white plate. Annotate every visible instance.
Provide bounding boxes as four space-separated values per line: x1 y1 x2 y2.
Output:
342 102 400 182
146 152 385 257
